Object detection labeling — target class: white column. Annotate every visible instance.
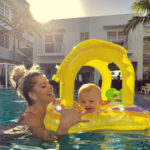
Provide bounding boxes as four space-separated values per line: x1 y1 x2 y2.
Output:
5 63 8 89
93 69 100 85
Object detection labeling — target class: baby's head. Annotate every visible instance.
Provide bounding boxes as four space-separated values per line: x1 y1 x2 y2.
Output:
78 83 101 113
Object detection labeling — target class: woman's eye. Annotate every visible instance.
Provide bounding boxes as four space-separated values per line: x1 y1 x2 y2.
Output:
41 85 46 88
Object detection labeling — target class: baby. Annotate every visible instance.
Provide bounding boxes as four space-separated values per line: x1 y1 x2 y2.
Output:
78 83 101 113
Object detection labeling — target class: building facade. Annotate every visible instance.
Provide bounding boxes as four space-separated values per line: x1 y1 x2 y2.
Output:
0 0 43 88
0 0 34 66
143 24 150 80
34 14 148 84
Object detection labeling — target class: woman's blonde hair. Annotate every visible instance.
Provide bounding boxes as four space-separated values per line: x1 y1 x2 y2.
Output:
10 64 43 105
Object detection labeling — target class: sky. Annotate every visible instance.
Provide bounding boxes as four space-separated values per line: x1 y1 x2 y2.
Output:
26 0 135 23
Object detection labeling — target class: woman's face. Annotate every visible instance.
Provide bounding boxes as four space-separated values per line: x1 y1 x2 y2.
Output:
31 75 55 105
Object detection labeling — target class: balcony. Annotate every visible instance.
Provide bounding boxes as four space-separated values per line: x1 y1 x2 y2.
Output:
0 47 12 61
22 31 33 44
15 48 32 65
0 47 32 65
0 21 11 31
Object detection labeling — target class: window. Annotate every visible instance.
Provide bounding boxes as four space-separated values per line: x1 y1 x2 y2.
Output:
55 34 63 42
45 43 55 53
107 31 127 48
4 5 9 18
107 32 117 41
4 34 9 48
45 33 63 53
118 31 126 41
46 34 63 43
0 34 9 48
0 34 4 47
0 1 9 18
80 32 89 41
45 35 53 42
45 43 62 53
107 31 126 42
55 43 62 52
0 2 4 16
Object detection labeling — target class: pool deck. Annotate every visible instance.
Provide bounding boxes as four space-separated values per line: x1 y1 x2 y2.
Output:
134 92 150 112
136 92 150 100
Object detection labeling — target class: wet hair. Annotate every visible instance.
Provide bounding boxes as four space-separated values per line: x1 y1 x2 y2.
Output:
78 83 101 100
10 65 43 105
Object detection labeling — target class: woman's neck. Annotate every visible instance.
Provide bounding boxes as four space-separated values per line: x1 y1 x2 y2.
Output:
27 102 47 121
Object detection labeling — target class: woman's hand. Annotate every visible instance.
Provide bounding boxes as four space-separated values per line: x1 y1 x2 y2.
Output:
56 105 89 135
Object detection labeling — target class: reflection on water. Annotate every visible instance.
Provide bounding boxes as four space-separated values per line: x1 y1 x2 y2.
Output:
1 129 150 150
0 90 150 149
1 125 31 140
58 130 150 150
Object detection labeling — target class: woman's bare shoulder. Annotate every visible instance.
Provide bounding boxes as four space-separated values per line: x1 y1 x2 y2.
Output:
19 112 43 128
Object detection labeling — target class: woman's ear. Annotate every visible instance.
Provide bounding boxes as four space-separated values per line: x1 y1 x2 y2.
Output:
28 91 37 101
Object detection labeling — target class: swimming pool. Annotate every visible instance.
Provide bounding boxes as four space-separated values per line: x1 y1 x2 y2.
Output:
0 90 150 150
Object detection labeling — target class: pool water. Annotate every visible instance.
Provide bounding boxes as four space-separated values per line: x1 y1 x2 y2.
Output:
0 90 150 150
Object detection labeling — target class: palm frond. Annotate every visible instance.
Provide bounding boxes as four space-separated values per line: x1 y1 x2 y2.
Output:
132 0 150 14
123 15 150 34
124 0 150 34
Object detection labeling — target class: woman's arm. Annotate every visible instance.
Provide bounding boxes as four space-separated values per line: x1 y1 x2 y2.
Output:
21 105 89 142
20 115 57 142
30 126 57 143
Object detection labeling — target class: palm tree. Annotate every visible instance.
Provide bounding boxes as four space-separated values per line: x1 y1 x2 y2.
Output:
124 0 150 34
0 1 42 63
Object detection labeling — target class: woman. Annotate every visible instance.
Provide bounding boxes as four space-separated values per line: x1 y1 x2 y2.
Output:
8 64 88 142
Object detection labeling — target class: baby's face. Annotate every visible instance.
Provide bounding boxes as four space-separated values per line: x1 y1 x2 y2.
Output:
79 90 100 113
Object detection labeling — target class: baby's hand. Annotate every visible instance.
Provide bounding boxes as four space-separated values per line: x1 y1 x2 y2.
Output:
60 105 89 128
56 105 90 135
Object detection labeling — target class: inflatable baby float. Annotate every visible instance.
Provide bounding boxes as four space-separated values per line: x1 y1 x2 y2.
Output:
44 39 150 133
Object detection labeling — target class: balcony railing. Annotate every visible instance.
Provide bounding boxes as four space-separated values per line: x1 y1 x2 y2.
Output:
0 46 32 65
22 31 33 44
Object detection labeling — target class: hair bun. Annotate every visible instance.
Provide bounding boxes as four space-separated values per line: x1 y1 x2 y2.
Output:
10 65 27 88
